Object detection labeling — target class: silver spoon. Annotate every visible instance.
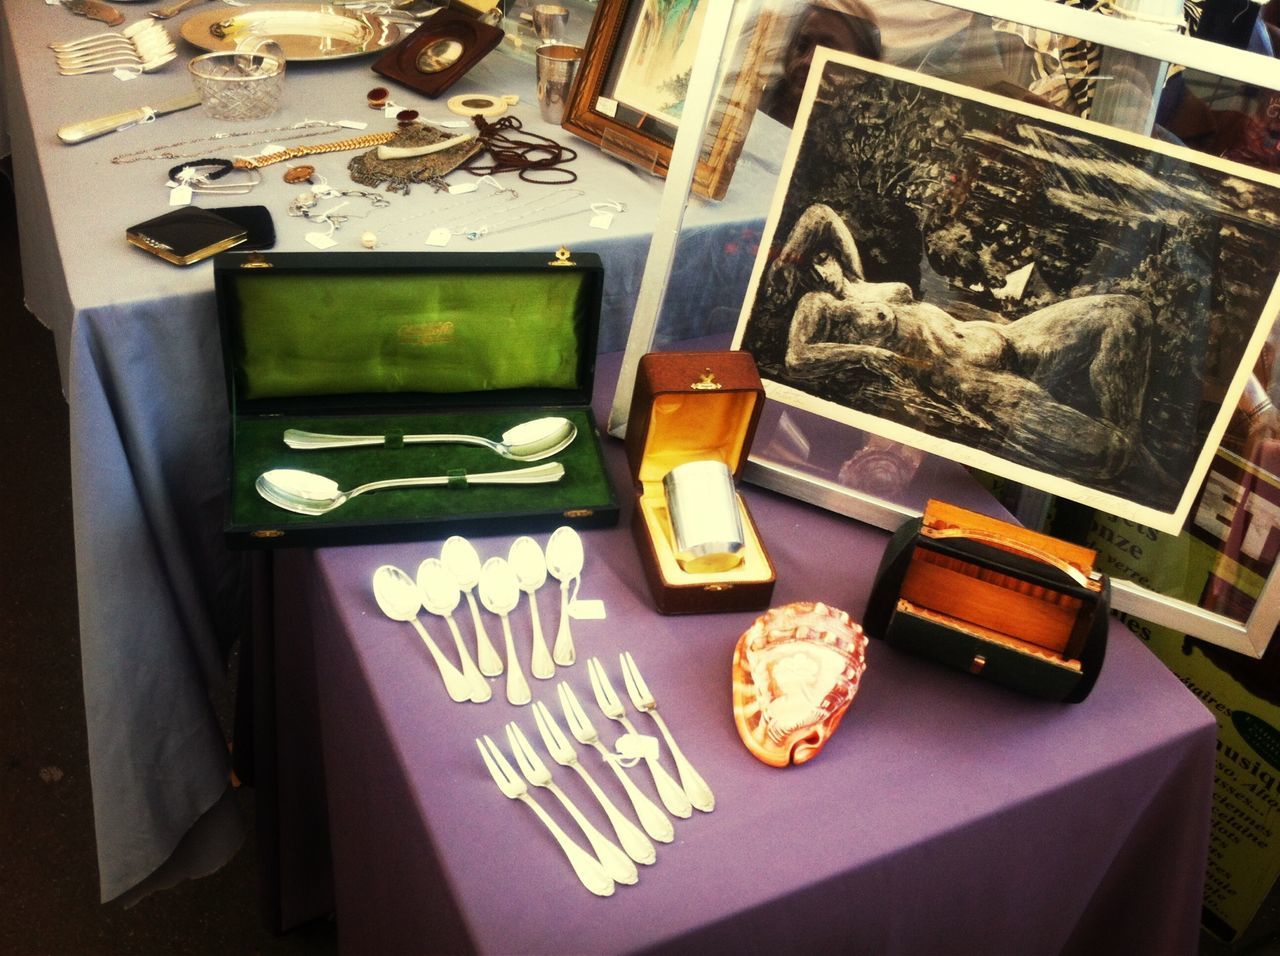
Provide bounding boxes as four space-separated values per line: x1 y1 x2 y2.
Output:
281 416 577 461
255 462 564 516
417 558 490 704
545 525 584 666
440 536 502 677
371 565 469 703
509 536 554 680
479 557 531 706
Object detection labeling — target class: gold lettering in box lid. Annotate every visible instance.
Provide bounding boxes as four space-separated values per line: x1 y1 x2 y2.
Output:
396 321 456 347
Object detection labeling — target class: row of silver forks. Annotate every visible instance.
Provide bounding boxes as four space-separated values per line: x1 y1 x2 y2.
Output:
477 655 714 895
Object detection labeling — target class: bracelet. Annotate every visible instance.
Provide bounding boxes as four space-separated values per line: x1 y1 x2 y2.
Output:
233 132 397 170
167 158 234 182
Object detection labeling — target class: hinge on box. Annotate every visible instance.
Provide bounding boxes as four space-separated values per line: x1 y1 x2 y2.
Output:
240 252 273 269
549 246 575 267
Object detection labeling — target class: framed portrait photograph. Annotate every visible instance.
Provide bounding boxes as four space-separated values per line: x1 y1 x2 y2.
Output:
731 50 1280 536
560 0 774 200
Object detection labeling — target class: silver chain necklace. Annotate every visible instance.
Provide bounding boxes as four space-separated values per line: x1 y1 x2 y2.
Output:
110 119 352 165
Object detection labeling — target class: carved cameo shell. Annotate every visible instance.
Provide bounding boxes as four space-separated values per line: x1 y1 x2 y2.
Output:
732 601 868 767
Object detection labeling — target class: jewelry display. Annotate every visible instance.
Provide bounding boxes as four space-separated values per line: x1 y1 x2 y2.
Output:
462 115 578 184
447 93 519 118
283 164 317 184
422 186 587 245
110 119 357 166
167 158 234 182
287 184 391 230
233 131 397 169
347 121 484 194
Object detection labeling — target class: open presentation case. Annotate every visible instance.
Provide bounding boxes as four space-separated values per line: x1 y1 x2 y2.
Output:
215 249 619 547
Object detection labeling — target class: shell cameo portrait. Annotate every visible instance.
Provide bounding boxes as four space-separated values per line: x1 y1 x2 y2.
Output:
732 601 868 767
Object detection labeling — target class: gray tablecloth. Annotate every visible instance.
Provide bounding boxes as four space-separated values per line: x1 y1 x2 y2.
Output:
271 349 1218 954
0 0 784 903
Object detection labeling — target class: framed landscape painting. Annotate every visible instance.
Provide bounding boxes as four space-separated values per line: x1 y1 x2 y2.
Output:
560 0 774 200
731 50 1280 535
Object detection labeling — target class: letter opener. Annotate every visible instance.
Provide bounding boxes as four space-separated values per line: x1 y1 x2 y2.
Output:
57 91 202 144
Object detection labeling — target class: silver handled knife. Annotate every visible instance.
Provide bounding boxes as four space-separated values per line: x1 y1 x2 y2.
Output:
57 91 202 145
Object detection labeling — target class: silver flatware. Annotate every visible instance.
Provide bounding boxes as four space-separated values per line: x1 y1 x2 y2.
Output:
506 722 637 885
441 536 502 677
479 557 530 706
476 735 614 897
417 558 490 704
57 91 201 144
282 416 577 461
587 657 692 819
544 525 583 666
255 462 564 516
509 536 554 680
532 700 655 866
371 565 469 703
620 651 714 812
557 682 673 844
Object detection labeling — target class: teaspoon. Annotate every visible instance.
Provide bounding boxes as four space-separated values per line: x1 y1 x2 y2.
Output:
510 536 554 680
371 565 469 703
441 535 502 676
545 525 584 666
281 416 577 461
417 558 490 703
479 557 531 706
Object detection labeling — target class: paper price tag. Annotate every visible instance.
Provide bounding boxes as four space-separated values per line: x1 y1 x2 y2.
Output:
169 184 193 207
589 212 614 230
305 232 338 249
113 68 139 82
425 227 452 247
613 733 660 763
569 599 606 620
335 120 369 129
595 96 618 118
448 182 478 195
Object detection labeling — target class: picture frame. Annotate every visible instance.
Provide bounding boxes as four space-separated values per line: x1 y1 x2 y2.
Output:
560 0 775 201
730 49 1280 539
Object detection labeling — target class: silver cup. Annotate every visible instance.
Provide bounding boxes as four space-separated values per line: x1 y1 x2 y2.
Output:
535 42 582 126
531 2 569 40
663 460 745 573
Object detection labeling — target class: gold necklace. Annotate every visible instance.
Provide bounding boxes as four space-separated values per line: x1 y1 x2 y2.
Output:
110 120 349 165
233 132 398 169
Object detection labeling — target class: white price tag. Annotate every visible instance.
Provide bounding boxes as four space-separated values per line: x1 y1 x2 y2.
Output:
595 96 618 118
335 119 369 129
569 599 606 620
425 227 452 247
588 212 614 230
169 184 193 206
305 232 339 249
113 68 140 82
448 182 478 195
614 733 660 763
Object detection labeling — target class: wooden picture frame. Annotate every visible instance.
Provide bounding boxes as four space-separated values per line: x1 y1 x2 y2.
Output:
560 0 774 201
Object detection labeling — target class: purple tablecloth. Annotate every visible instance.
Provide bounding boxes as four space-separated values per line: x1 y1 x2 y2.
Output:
269 354 1217 954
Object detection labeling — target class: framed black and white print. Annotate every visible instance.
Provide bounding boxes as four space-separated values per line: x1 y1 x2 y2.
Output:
731 49 1280 536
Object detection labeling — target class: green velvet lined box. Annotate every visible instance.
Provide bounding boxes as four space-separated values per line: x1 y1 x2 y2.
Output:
214 249 619 548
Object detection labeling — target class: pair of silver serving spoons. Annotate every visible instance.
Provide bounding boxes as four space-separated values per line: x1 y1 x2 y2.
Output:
256 416 577 515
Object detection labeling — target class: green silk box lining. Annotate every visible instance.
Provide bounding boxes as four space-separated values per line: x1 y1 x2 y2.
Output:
231 271 590 400
231 408 613 532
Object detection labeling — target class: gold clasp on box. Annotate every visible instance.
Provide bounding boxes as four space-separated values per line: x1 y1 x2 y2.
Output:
251 529 285 539
703 583 733 592
549 246 575 267
969 654 987 674
691 368 721 390
563 508 594 518
240 253 273 269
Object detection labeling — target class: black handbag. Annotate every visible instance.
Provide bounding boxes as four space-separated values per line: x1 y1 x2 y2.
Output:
865 500 1109 702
